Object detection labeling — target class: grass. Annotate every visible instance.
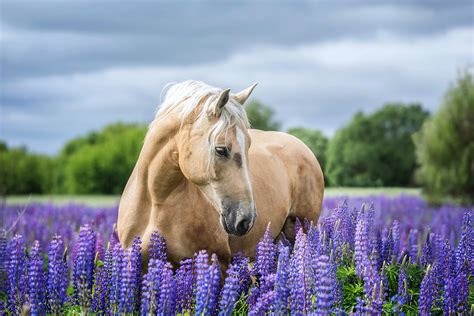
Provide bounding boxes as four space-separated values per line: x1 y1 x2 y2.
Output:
3 194 121 206
3 188 420 206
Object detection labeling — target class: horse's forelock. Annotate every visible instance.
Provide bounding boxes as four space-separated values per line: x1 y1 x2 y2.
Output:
152 80 250 168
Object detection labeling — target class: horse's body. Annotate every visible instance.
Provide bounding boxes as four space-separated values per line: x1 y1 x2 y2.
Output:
117 81 324 267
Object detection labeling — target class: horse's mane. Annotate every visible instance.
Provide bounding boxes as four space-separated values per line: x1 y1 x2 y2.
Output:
151 80 251 165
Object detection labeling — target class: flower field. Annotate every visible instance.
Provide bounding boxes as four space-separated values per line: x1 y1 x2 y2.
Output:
0 195 472 315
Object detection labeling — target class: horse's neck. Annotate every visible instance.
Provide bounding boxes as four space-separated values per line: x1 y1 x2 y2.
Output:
135 118 185 204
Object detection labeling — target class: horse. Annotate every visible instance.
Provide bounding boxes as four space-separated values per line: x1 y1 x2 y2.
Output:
117 80 324 268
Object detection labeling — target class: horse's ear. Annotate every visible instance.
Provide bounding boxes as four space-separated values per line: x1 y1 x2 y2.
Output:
233 83 258 105
209 88 230 116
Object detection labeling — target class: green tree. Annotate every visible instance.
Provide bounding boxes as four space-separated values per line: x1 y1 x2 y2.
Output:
0 144 54 195
326 104 429 187
58 123 147 194
245 100 281 131
287 127 328 182
413 71 474 205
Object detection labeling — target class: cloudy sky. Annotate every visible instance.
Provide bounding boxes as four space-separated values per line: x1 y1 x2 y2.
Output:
1 1 472 154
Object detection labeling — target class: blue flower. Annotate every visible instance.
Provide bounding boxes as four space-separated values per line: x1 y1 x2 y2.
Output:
252 223 276 278
6 234 27 315
109 243 124 312
272 243 290 314
73 224 96 311
47 235 68 314
219 261 243 316
195 251 221 314
314 251 334 313
419 264 435 315
289 228 310 314
175 257 195 314
28 240 46 315
149 230 167 262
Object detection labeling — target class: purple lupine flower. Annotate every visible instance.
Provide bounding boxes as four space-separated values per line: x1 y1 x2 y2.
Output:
252 223 276 277
381 229 393 266
371 233 383 272
149 230 167 262
331 254 343 308
46 235 68 314
443 273 456 314
295 217 302 235
232 253 250 295
314 250 335 313
195 251 221 315
119 249 138 313
109 243 124 313
92 242 113 313
289 228 310 314
456 211 472 273
455 265 469 314
354 297 370 315
131 236 142 310
208 254 221 313
73 224 96 311
354 207 368 276
6 234 27 315
408 228 419 263
175 257 195 314
141 258 165 314
108 225 120 250
0 229 7 294
249 290 276 316
247 286 260 311
331 219 343 262
91 262 107 313
259 273 276 297
391 220 400 262
158 262 176 315
397 265 408 308
307 224 320 256
419 264 434 315
28 240 46 315
420 230 433 267
272 243 290 314
219 261 243 316
195 251 209 314
437 239 452 282
370 281 384 315
362 246 380 303
94 234 105 262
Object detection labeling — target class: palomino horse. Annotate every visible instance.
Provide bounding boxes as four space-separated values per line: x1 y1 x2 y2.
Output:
117 80 324 267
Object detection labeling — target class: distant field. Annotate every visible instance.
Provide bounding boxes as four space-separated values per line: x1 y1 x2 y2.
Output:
4 187 421 206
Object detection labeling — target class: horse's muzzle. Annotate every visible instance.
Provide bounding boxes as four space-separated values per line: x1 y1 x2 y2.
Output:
220 209 255 236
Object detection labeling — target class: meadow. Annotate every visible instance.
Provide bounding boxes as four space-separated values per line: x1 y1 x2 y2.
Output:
0 194 472 315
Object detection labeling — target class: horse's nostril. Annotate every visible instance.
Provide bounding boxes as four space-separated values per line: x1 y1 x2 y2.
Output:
236 218 251 235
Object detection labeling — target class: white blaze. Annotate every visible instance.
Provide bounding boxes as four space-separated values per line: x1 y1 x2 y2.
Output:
236 127 256 215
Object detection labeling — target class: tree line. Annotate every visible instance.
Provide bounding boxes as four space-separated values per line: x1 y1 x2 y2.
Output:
1 72 472 204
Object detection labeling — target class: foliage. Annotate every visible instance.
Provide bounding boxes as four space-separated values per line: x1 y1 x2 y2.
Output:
326 103 429 187
57 123 147 194
0 143 54 195
287 127 328 183
245 100 281 131
413 71 474 205
1 195 472 314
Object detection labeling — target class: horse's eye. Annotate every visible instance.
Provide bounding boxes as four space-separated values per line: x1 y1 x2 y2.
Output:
215 146 229 158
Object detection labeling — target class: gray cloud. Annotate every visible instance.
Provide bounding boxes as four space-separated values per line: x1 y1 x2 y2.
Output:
1 1 473 154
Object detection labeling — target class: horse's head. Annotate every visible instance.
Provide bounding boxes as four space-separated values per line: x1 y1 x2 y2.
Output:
176 83 258 236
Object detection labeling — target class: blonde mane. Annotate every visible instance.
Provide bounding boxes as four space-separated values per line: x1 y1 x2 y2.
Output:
151 80 251 165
